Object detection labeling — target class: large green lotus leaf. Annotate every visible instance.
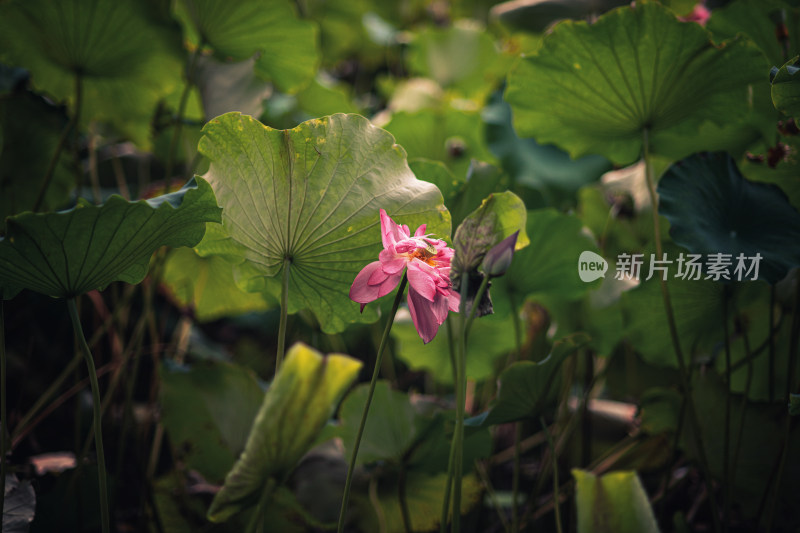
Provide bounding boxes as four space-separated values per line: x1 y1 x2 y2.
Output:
505 1 766 163
657 152 800 283
483 92 612 208
0 0 183 148
197 112 449 334
174 0 318 93
392 311 517 384
573 469 659 533
707 0 799 66
159 359 265 483
382 108 496 180
772 56 800 120
406 21 511 100
0 178 221 300
466 333 588 426
162 247 272 322
193 219 251 261
707 0 800 149
338 381 418 466
648 98 774 162
647 0 787 156
207 343 362 522
0 92 73 221
497 208 601 301
621 273 726 368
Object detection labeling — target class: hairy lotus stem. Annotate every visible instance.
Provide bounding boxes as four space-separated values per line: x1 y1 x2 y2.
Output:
442 273 490 533
641 128 721 533
67 298 110 533
337 275 408 533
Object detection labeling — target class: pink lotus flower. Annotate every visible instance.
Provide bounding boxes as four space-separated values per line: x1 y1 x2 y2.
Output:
678 3 710 25
350 209 459 343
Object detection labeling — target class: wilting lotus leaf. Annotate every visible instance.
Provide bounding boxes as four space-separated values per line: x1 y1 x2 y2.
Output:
207 343 361 522
573 469 659 533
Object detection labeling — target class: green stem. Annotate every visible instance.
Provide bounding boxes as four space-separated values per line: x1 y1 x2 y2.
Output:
730 322 753 492
164 43 203 181
276 258 291 372
657 395 687 524
463 275 491 338
34 73 82 212
439 416 456 533
80 318 147 464
1 302 6 532
764 273 800 532
509 291 523 533
337 275 408 533
581 350 594 467
452 310 466 533
451 274 491 533
67 298 109 533
512 422 522 533
398 463 413 533
642 129 721 533
12 289 136 458
769 285 776 404
446 316 456 384
114 320 146 483
540 417 563 533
